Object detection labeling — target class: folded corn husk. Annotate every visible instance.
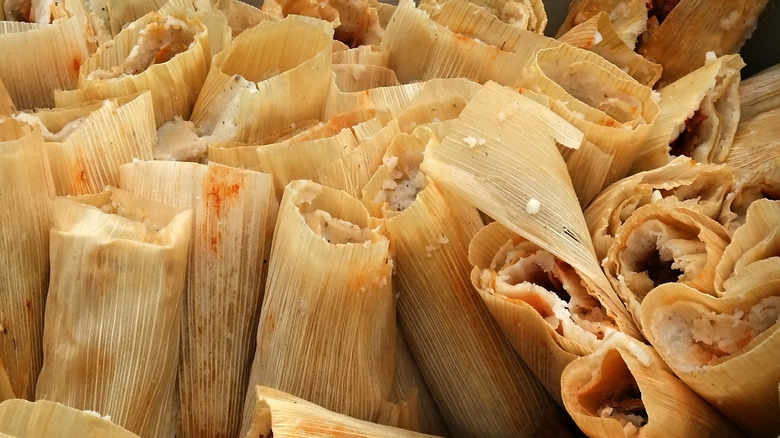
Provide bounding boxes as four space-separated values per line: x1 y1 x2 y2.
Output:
557 12 661 87
332 64 399 92
641 280 780 438
739 63 780 121
469 221 618 405
561 332 746 438
323 81 425 120
243 386 442 438
190 15 333 143
632 55 744 173
56 8 225 127
586 157 736 261
362 127 572 438
555 0 647 49
421 0 547 33
421 81 640 339
15 92 155 195
0 79 13 115
0 399 140 437
714 199 780 296
36 188 192 438
0 2 91 110
719 168 780 235
0 120 54 402
119 161 278 438
331 45 389 66
521 44 659 188
604 204 731 331
241 180 394 435
394 78 481 134
726 107 780 175
82 0 169 41
638 0 768 83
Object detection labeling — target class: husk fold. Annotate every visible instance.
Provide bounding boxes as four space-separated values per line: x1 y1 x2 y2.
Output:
555 0 648 49
0 399 140 437
0 78 13 115
739 63 780 121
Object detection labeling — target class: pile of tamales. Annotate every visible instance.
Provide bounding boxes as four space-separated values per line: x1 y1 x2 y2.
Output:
0 0 778 436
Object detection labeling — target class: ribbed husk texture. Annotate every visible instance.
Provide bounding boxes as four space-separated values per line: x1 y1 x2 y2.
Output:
0 399 140 438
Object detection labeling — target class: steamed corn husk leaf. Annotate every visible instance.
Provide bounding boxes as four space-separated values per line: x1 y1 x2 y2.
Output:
332 64 399 92
394 78 481 133
323 81 425 120
739 63 780 121
420 0 547 34
0 119 54 402
641 280 780 438
555 0 647 49
331 44 388 66
0 399 140 438
726 107 780 175
718 167 780 235
560 332 746 438
36 188 192 438
0 79 13 115
119 161 278 438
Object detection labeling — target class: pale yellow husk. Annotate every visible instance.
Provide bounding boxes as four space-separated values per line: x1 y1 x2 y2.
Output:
86 0 168 38
36 188 192 438
332 64 399 92
726 107 780 175
557 12 660 87
561 332 746 438
638 0 768 83
394 77 481 133
0 120 54 402
323 80 425 120
0 78 13 115
421 81 640 340
243 386 442 438
604 204 731 332
421 0 547 33
0 399 140 437
331 44 389 66
632 55 744 173
364 127 577 438
641 280 780 438
216 0 279 37
119 161 278 438
521 44 659 188
0 5 91 110
16 92 156 196
559 140 613 208
739 63 780 121
555 0 647 49
718 167 780 235
586 157 736 261
190 15 333 143
240 180 394 435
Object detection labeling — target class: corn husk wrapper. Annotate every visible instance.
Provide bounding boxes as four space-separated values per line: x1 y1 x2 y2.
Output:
421 0 547 33
641 280 780 438
332 64 399 92
632 55 744 173
395 78 481 134
331 45 389 66
0 6 91 110
241 180 394 435
0 120 54 402
36 188 192 438
17 92 156 196
243 386 442 438
323 81 425 120
726 107 780 175
0 79 13 115
86 0 172 39
561 332 746 438
216 0 279 37
555 0 647 49
637 0 768 83
364 127 574 438
0 399 140 438
421 81 641 339
521 44 659 188
739 63 780 121
586 157 736 260
604 204 731 331
191 15 333 143
55 8 222 127
718 167 780 235
367 0 394 28
557 13 661 87
714 199 780 296
119 161 278 438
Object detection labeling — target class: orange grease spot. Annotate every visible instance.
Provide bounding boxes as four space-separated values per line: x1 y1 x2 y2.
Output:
204 167 242 250
72 57 82 73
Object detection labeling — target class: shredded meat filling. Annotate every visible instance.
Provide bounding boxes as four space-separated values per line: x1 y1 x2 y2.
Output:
669 111 709 158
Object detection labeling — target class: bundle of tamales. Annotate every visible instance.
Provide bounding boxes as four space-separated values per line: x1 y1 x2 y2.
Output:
0 0 777 437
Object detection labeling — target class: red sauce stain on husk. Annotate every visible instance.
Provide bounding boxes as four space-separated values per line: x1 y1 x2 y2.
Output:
204 167 243 250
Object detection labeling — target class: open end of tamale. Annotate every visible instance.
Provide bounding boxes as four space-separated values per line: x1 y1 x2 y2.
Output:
372 149 427 213
646 0 680 27
296 182 374 244
576 349 648 437
13 109 89 142
2 0 68 24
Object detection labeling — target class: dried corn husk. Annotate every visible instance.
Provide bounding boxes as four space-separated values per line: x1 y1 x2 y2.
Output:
638 0 769 83
323 81 425 120
395 78 481 133
421 0 547 33
243 386 442 438
726 107 780 175
364 127 575 438
368 0 394 28
241 180 394 435
633 55 744 173
0 120 54 402
561 332 746 438
421 81 640 339
84 0 168 38
586 157 736 260
0 399 140 437
0 3 91 110
36 188 192 438
190 15 333 143
714 199 779 296
719 168 780 235
55 8 223 127
331 45 389 66
557 12 661 87
555 0 647 49
521 44 659 188
15 92 155 196
216 0 279 37
0 79 13 115
641 280 780 438
119 161 278 438
469 221 618 405
332 64 399 92
603 204 731 331
739 63 780 121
